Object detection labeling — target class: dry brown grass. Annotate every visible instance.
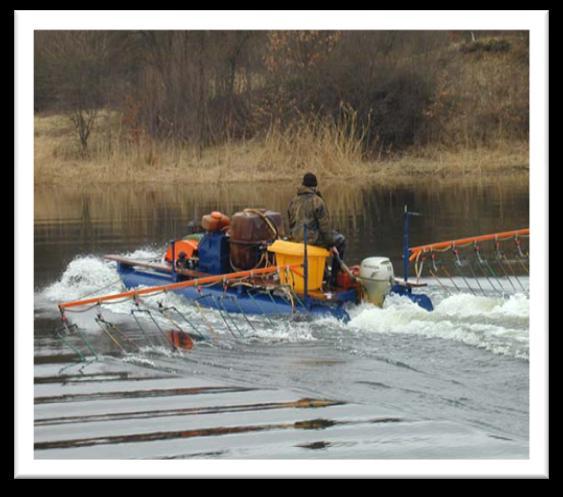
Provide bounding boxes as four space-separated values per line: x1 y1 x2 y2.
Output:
34 112 529 188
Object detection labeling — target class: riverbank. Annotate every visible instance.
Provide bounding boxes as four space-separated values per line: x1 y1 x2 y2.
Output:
34 113 529 187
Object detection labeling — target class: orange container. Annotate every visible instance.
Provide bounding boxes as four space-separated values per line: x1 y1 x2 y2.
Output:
164 239 198 264
167 330 193 350
202 211 230 232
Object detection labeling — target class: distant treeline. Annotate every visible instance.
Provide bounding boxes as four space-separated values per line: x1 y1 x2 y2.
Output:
34 30 529 156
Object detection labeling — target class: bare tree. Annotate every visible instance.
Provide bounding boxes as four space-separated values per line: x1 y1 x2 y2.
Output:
36 31 113 154
35 30 529 156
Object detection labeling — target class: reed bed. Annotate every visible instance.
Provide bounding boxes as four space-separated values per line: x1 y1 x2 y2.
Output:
34 112 529 187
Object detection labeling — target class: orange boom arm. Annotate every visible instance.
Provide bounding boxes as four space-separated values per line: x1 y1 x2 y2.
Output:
58 264 300 312
408 228 529 262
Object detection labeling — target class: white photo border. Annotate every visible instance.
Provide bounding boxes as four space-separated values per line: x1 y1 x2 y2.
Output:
15 10 549 478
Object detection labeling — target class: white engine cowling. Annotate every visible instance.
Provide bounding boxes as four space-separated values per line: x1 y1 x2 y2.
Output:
359 257 394 307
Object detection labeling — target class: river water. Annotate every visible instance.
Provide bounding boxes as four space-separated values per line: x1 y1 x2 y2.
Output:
33 179 530 461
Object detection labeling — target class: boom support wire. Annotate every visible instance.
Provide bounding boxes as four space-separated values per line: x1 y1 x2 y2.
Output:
54 264 306 363
410 228 529 298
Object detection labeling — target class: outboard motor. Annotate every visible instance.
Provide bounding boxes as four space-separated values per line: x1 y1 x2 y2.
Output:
359 257 394 307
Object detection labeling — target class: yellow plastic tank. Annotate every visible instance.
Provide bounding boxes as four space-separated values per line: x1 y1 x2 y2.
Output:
268 240 330 292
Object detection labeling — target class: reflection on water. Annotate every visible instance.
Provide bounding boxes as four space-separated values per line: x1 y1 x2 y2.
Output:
34 178 529 289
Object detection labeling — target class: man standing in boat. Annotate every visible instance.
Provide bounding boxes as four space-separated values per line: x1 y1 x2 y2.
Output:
287 172 347 286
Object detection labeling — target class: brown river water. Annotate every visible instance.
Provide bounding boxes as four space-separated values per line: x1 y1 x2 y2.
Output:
33 178 531 461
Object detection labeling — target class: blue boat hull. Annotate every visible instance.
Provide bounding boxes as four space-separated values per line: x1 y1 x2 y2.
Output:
117 264 354 322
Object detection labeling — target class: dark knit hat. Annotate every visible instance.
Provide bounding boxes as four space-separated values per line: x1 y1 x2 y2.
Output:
302 172 318 188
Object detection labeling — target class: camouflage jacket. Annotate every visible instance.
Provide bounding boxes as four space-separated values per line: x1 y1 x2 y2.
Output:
287 186 333 247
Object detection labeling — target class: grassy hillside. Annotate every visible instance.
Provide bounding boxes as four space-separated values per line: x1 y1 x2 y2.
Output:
34 112 528 186
34 32 529 186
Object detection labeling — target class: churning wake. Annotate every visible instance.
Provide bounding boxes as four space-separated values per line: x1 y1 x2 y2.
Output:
348 291 529 360
36 252 529 360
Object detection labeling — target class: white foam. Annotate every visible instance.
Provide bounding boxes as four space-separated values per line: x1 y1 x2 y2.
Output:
122 247 163 261
39 247 163 304
348 292 529 360
435 293 529 320
41 256 119 303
